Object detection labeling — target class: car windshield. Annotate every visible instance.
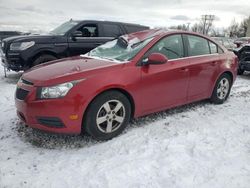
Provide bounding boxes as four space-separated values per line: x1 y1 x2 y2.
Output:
87 37 154 62
50 21 79 35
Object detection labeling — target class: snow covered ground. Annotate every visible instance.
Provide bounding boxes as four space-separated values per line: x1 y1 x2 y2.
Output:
0 65 250 188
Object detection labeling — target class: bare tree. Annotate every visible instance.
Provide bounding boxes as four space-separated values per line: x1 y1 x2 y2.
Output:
191 23 203 33
239 16 250 37
247 19 250 37
210 28 225 37
169 24 189 31
228 19 240 37
191 15 215 35
202 15 215 35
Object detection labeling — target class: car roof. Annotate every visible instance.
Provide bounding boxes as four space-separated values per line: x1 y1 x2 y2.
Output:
124 29 214 41
72 20 149 28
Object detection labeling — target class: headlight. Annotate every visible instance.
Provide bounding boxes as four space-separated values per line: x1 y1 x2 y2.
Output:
10 41 35 51
38 80 82 99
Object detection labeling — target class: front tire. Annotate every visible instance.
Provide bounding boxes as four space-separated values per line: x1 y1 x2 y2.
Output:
210 73 232 104
83 91 131 140
32 54 57 67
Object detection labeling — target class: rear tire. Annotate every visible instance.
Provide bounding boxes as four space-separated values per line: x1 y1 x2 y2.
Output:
83 91 131 140
210 73 232 104
32 54 57 67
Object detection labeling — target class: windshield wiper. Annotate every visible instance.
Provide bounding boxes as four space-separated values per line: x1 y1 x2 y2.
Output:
88 54 115 61
100 56 116 61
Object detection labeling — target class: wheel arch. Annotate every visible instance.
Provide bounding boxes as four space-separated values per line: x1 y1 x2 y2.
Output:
222 71 234 83
28 50 58 66
81 87 135 133
210 70 234 97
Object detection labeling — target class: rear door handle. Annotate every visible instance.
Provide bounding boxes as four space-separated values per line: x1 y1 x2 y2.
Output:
180 67 189 72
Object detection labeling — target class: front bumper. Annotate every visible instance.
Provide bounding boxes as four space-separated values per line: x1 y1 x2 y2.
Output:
15 82 85 134
0 49 24 71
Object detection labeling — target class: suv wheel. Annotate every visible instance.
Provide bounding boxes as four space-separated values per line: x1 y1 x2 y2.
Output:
32 54 57 67
83 91 131 140
210 73 232 104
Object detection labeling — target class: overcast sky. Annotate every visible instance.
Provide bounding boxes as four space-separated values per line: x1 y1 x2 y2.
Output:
0 0 249 32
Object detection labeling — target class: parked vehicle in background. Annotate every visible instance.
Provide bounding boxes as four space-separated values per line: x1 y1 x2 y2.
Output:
0 20 149 71
15 29 238 140
233 44 250 75
212 37 237 51
234 37 250 48
0 31 23 42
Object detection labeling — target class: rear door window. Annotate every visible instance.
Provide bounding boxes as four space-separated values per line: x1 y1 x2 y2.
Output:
102 24 122 37
187 35 210 56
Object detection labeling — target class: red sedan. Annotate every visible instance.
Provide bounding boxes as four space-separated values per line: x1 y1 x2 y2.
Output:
15 29 238 140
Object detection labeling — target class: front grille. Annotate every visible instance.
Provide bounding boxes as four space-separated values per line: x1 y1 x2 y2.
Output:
22 78 33 85
16 88 29 100
1 41 7 53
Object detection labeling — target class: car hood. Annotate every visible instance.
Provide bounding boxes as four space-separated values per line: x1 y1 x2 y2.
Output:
2 34 62 44
22 56 125 86
233 44 250 54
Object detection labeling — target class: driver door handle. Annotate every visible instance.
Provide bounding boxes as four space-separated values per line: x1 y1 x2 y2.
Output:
211 61 218 66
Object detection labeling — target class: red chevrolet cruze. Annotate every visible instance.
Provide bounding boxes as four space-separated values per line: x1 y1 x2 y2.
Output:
15 29 238 140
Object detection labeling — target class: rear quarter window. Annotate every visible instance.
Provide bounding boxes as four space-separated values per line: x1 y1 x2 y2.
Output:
209 41 218 54
218 47 224 54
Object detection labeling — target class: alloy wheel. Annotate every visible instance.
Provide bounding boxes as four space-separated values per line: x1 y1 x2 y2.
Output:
96 100 126 133
217 78 230 100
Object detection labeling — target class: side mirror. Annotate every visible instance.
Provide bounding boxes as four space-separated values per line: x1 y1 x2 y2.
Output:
71 31 82 38
143 53 168 65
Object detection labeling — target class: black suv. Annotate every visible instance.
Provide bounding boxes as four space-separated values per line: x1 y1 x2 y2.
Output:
234 44 250 75
0 20 149 71
0 31 23 42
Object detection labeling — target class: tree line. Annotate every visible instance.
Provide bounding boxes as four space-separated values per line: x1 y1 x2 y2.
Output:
168 15 250 37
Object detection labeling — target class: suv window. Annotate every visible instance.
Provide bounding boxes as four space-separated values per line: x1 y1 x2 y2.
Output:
102 24 122 37
125 25 144 33
78 24 98 37
187 35 210 56
146 34 184 60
